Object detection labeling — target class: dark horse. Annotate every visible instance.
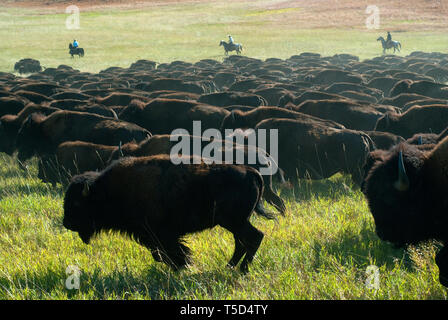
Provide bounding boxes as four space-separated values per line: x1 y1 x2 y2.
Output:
219 40 243 55
69 43 85 58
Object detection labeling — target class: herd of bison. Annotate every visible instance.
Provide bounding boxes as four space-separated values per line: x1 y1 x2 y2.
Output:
2 51 448 286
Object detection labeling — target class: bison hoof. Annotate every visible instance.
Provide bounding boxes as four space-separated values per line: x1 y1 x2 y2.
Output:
226 262 237 270
239 264 249 274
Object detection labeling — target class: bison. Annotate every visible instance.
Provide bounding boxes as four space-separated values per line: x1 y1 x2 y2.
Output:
0 96 27 117
364 131 405 150
119 98 229 135
0 104 60 155
139 78 205 94
38 141 119 186
381 93 431 108
63 154 274 273
15 110 151 162
406 127 448 146
293 99 384 131
278 90 347 108
362 137 448 286
374 105 448 139
197 91 267 108
255 118 373 185
304 69 363 85
389 79 448 100
220 106 346 132
107 134 287 215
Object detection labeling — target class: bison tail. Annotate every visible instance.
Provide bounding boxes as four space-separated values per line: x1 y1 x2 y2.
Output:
255 201 276 220
249 168 276 220
263 188 286 216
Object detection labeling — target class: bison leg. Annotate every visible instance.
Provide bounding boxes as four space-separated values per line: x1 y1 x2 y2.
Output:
222 221 264 273
349 167 364 187
158 240 191 271
227 235 246 268
224 221 264 274
139 236 165 263
238 222 264 274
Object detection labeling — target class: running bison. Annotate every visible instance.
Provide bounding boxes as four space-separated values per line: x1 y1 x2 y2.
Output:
15 110 151 162
119 99 230 135
374 105 448 139
255 118 374 185
220 106 346 131
363 137 448 286
38 141 119 186
107 134 287 215
63 155 273 273
0 104 60 155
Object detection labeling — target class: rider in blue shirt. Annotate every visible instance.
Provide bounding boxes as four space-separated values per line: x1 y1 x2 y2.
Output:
228 35 234 45
73 40 79 48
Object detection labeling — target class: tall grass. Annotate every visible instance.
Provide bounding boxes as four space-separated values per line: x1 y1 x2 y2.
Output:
0 154 446 299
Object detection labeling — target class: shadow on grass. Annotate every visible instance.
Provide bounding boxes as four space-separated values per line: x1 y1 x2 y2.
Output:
0 263 240 299
312 221 411 272
273 175 414 272
83 265 240 299
0 268 68 299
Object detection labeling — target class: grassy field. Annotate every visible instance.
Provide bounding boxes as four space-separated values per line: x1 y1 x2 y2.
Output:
0 0 447 73
1 0 448 300
1 155 446 300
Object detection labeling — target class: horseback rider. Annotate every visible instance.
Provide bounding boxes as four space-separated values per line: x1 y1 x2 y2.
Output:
228 35 234 45
73 39 79 48
386 31 392 44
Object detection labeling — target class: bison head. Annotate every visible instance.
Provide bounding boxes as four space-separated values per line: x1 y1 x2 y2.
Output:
63 172 99 244
363 143 434 246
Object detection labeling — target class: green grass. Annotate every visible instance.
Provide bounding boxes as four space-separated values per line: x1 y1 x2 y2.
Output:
0 2 447 74
1 1 448 300
0 154 446 300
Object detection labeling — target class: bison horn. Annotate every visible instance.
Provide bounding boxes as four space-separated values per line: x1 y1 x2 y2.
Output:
418 136 423 145
394 151 410 191
82 182 90 197
118 141 124 157
384 113 390 128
